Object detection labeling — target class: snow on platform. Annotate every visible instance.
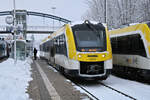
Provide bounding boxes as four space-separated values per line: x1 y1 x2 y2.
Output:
0 58 32 100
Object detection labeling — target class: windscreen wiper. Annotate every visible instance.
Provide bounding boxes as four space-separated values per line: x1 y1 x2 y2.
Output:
84 20 99 35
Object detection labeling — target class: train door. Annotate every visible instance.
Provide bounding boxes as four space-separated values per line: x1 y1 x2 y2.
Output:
49 39 56 65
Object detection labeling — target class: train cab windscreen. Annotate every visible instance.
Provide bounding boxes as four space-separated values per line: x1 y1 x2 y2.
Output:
73 27 106 52
75 30 105 47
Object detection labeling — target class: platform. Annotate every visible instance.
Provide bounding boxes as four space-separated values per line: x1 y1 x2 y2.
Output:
27 59 92 100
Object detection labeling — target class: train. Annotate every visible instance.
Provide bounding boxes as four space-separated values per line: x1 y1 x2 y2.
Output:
40 20 112 80
0 38 10 59
109 22 150 81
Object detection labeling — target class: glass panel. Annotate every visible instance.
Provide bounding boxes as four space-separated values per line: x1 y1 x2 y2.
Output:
16 41 26 60
74 30 106 50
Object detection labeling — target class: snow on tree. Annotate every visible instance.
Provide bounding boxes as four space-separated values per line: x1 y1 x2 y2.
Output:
82 0 150 29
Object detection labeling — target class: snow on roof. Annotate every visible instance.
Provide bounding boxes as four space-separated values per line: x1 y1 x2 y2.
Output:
71 20 97 26
71 20 107 27
129 23 140 26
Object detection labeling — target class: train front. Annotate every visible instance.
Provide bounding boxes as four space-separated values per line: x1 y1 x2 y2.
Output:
68 21 112 80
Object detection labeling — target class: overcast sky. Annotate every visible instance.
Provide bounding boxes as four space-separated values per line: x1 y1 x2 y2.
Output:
0 0 88 21
0 0 89 43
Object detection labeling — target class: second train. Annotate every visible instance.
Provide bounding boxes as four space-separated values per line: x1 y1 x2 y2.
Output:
109 22 150 81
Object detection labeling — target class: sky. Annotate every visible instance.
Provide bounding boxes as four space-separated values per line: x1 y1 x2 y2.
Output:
0 0 88 22
0 0 89 46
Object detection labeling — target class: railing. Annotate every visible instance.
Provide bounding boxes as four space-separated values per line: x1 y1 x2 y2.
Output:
0 25 58 34
0 26 7 31
27 26 60 31
0 10 71 23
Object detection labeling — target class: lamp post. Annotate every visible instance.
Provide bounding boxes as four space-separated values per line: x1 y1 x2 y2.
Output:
51 7 56 31
104 0 107 23
13 0 17 63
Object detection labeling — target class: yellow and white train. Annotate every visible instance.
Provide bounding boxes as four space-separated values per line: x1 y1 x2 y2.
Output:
109 22 150 80
40 20 112 80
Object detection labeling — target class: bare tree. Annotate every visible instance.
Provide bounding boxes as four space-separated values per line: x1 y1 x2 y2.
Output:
82 0 106 22
83 0 150 29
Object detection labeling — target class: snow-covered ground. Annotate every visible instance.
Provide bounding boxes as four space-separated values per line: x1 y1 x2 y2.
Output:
2 57 150 100
0 58 32 100
76 75 150 100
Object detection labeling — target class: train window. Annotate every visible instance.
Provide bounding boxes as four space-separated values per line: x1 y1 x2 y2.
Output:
40 45 41 51
62 34 68 56
44 43 47 52
43 43 44 52
111 34 146 57
59 35 64 45
40 33 67 56
73 30 106 51
54 38 58 45
53 34 67 56
56 37 59 46
46 42 49 52
146 22 150 28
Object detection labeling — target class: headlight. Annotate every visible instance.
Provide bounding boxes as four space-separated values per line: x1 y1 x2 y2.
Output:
78 54 82 58
102 54 105 57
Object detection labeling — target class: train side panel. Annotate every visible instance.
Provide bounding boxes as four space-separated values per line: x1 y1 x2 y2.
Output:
109 23 150 81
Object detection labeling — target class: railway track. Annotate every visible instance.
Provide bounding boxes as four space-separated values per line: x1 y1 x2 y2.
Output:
73 81 137 100
98 82 136 100
46 63 100 100
46 62 137 100
75 83 100 100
